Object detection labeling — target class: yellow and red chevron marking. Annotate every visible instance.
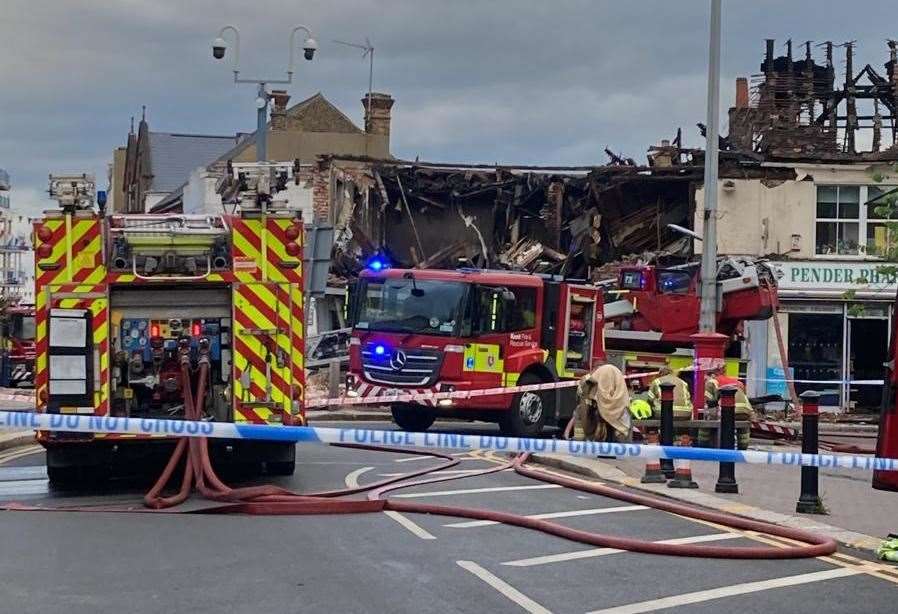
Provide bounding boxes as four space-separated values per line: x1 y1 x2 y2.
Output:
34 216 106 288
289 282 305 425
232 282 303 425
231 216 303 284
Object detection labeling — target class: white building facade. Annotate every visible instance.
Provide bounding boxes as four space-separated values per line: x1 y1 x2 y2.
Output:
696 162 898 411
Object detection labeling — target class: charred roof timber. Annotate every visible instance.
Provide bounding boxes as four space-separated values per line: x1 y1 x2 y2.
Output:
727 38 898 160
324 144 793 283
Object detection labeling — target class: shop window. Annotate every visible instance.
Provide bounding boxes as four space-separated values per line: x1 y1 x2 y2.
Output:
788 312 843 406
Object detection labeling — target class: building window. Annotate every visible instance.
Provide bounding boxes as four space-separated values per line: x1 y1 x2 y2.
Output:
866 185 898 257
816 185 897 257
816 186 859 255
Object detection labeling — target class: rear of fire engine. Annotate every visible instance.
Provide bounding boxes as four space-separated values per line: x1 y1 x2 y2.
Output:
346 267 605 436
35 170 305 484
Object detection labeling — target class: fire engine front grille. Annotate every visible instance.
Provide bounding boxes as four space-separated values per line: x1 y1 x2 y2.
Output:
361 345 441 386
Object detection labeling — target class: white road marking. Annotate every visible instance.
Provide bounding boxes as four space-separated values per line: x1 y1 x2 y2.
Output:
0 445 42 465
0 479 48 496
445 505 649 528
344 466 374 489
393 452 471 463
456 560 552 614
379 469 502 477
503 532 741 567
585 567 862 614
394 455 440 463
384 510 436 540
343 465 436 540
393 484 561 498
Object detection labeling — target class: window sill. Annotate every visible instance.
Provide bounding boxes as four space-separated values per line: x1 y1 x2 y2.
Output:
812 254 885 261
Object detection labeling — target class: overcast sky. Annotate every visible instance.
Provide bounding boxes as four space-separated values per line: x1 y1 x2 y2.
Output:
2 0 896 215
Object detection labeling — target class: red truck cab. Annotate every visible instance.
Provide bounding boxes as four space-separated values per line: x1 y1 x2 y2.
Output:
346 268 605 436
2 304 35 387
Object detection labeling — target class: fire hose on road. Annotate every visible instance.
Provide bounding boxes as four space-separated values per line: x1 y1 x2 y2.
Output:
120 339 841 559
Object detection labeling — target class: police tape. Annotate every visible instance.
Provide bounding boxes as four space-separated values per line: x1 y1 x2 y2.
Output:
305 370 659 408
1 410 895 473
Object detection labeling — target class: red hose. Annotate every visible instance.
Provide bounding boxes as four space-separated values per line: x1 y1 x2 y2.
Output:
41 351 841 559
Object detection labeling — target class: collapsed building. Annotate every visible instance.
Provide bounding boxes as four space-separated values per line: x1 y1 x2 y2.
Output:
323 147 701 284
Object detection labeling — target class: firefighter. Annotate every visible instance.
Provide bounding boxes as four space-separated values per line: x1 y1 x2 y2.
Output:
571 363 632 442
647 366 692 420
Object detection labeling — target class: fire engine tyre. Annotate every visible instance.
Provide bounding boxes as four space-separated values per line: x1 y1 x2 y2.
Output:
391 404 436 432
500 373 547 437
266 444 297 476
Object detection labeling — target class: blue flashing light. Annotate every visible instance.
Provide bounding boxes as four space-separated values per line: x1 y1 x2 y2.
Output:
367 257 386 272
374 344 386 356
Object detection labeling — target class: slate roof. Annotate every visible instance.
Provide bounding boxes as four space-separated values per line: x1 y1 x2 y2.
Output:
147 132 241 193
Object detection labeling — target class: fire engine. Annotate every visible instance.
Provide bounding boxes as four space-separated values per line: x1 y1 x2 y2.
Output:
346 258 779 436
35 169 305 483
602 258 777 350
1 302 35 387
346 267 605 436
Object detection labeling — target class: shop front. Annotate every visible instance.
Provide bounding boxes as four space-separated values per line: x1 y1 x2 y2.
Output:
765 261 895 411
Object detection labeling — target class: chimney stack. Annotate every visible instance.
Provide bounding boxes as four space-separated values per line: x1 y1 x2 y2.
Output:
270 90 290 130
735 77 749 108
362 92 394 138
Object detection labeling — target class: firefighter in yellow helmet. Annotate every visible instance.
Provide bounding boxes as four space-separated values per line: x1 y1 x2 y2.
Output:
647 366 693 420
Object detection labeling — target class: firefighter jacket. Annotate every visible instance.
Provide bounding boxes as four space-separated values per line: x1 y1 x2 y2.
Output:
647 374 693 419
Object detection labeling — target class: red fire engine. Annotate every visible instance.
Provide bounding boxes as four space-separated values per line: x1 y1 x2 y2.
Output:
35 170 305 484
1 303 35 387
346 267 605 436
603 259 777 350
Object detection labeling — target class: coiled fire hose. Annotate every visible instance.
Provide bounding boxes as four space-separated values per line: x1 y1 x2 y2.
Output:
134 339 838 559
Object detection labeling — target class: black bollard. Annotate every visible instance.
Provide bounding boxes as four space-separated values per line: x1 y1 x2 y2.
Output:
796 390 824 514
715 385 739 493
659 382 675 479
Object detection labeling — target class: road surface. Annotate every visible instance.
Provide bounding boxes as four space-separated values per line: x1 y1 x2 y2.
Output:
0 419 896 613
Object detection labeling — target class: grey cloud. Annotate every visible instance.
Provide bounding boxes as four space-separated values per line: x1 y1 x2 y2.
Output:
2 0 897 214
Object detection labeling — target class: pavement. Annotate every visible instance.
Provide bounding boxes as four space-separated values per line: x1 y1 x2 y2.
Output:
0 397 37 453
1 419 897 613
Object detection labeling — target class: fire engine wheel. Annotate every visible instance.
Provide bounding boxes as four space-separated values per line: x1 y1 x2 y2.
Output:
391 403 436 432
500 374 547 437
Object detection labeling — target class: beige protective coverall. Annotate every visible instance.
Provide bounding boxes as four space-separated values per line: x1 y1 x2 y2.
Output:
574 364 632 442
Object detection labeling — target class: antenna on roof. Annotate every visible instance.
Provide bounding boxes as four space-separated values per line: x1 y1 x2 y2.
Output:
130 116 135 134
334 37 375 117
141 105 146 121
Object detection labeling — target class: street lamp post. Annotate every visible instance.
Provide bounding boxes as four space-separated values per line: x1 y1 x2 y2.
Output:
699 0 722 333
212 25 318 162
690 0 727 418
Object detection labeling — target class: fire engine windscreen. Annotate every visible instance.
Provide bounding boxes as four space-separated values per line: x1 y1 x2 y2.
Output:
355 279 469 336
11 315 35 341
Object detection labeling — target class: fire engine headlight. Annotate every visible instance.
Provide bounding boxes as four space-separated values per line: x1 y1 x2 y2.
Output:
438 398 453 407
